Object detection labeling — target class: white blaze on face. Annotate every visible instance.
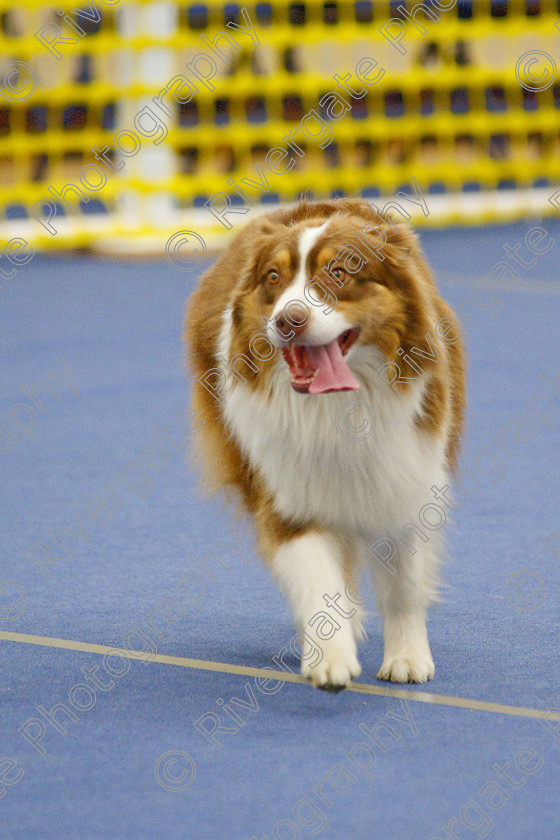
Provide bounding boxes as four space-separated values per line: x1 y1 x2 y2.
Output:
265 220 361 395
266 220 353 349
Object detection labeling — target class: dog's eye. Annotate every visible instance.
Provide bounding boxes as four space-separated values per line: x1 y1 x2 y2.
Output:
266 270 279 285
331 267 347 283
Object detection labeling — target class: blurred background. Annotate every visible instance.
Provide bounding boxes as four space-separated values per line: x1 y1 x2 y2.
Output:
2 5 560 838
0 0 559 256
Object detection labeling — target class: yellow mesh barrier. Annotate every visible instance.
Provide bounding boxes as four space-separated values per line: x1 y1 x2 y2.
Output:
0 0 559 253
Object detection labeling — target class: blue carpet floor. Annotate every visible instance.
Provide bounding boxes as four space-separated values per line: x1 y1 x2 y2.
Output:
1 221 559 839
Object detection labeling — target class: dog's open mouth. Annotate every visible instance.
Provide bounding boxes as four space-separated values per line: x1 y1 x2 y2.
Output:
281 328 361 394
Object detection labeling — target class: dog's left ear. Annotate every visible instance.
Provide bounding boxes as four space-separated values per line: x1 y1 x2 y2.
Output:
382 222 420 267
356 218 416 273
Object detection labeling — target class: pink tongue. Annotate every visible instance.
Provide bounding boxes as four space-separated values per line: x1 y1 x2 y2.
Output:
306 340 360 394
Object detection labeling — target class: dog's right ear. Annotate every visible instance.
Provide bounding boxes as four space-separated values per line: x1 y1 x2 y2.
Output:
256 219 277 236
235 223 279 292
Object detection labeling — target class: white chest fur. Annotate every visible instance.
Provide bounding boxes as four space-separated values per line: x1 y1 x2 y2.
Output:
219 313 448 538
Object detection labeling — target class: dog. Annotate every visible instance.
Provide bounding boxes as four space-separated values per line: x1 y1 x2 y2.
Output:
184 198 466 691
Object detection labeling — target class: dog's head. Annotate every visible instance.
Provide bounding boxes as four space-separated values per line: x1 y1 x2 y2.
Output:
226 199 444 396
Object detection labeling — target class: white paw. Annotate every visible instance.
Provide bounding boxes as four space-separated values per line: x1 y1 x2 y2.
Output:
377 653 435 684
302 639 362 692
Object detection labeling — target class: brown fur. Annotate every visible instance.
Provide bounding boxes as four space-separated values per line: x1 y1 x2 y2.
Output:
184 198 466 546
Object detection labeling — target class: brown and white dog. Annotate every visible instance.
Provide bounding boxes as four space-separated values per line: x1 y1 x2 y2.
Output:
184 198 466 691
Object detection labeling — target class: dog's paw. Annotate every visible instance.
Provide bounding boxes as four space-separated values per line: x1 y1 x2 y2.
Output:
302 641 362 692
377 654 434 684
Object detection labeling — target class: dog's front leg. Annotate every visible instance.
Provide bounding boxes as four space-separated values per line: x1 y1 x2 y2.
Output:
372 537 440 684
271 530 363 692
